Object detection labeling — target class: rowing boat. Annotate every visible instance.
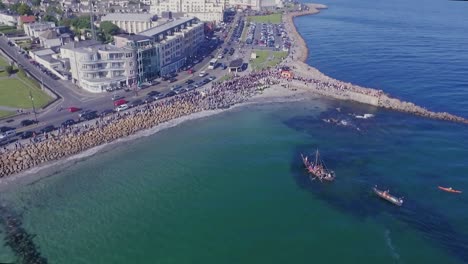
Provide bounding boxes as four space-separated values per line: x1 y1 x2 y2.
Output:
438 186 462 194
373 186 403 206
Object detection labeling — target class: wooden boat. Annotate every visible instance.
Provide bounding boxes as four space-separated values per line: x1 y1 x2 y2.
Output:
301 150 336 182
373 186 403 206
438 186 462 194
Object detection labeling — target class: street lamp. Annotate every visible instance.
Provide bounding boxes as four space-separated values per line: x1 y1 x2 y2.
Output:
29 89 38 122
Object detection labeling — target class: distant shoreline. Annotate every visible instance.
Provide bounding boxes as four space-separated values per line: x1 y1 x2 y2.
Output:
281 3 468 124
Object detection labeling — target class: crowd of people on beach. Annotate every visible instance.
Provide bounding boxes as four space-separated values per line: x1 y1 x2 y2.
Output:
0 71 281 162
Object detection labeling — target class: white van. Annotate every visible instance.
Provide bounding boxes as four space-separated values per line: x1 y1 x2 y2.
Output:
0 129 16 139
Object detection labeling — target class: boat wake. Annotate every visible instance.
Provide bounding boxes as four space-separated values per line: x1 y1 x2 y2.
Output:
384 229 401 262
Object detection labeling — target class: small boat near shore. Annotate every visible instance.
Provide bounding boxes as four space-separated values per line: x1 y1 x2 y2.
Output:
301 150 336 182
373 186 404 206
438 186 462 194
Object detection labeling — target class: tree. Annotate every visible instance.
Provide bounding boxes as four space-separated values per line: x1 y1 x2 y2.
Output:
100 21 120 36
43 14 58 24
17 3 33 15
71 15 91 29
109 7 115 13
0 0 6 10
5 65 14 76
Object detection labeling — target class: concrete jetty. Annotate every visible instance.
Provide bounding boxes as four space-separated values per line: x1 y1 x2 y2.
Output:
282 3 468 124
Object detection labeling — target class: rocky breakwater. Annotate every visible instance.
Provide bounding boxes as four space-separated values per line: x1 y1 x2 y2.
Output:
0 72 279 178
282 3 468 124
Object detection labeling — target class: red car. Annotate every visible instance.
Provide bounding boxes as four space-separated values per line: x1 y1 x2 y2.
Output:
67 107 81 113
113 99 128 107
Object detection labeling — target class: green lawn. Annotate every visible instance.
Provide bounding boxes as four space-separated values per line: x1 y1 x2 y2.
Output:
0 110 14 119
0 78 52 109
247 13 283 24
0 25 22 34
251 50 288 71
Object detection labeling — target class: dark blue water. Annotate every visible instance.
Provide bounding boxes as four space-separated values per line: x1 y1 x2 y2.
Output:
297 0 468 116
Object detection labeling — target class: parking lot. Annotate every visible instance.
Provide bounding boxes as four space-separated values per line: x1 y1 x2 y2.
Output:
243 22 291 52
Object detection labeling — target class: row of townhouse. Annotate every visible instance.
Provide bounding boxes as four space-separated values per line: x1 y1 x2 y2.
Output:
60 17 204 93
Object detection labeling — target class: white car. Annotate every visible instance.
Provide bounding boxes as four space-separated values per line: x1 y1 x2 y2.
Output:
198 71 207 77
115 104 129 112
217 54 223 59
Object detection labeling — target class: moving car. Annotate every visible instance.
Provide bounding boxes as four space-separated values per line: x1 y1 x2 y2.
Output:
20 131 34 139
113 99 128 107
67 107 81 113
20 119 37 126
198 71 207 77
111 94 124 101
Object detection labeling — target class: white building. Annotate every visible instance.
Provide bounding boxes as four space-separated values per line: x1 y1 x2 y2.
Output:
139 17 204 75
61 42 137 93
0 13 17 27
23 22 56 38
228 0 261 10
101 13 158 34
150 0 224 23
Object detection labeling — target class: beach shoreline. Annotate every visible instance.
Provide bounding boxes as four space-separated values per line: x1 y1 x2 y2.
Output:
0 83 315 185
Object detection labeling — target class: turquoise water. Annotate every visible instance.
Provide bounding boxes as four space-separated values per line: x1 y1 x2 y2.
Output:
1 0 468 263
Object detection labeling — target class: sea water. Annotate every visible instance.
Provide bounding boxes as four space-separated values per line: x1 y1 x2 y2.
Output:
1 0 468 263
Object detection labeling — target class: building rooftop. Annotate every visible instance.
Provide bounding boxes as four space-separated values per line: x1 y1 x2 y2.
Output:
115 34 152 42
139 17 196 37
229 58 243 68
19 15 36 23
101 13 156 22
61 40 101 50
31 48 56 57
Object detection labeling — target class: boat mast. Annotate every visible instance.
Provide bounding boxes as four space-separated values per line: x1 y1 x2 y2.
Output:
315 149 319 165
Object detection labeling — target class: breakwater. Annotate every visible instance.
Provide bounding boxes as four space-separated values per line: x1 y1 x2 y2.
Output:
0 72 278 178
283 3 468 124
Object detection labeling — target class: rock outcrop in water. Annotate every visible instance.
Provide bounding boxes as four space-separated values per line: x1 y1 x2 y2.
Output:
0 203 48 264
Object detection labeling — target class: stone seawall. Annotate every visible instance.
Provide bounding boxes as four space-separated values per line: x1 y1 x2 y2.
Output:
283 3 468 124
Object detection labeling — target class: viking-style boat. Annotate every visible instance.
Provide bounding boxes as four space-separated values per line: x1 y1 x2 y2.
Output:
373 186 404 206
438 186 462 194
301 150 336 182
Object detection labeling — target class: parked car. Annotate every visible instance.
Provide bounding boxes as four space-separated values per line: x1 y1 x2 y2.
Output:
115 104 129 112
168 78 177 83
20 119 37 127
40 125 55 133
100 109 114 117
165 91 177 97
82 112 98 121
0 126 15 133
144 96 155 103
147 91 161 97
20 131 34 139
185 79 194 84
208 76 216 81
171 85 182 91
0 129 16 140
129 99 143 107
61 119 75 127
78 110 93 118
113 99 128 107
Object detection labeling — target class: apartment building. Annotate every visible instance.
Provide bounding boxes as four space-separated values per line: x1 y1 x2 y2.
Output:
101 13 158 34
23 22 56 38
150 0 224 23
61 43 137 93
114 34 160 83
139 17 204 76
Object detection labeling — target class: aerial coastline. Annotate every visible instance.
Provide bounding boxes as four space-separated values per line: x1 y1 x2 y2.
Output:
0 3 467 180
